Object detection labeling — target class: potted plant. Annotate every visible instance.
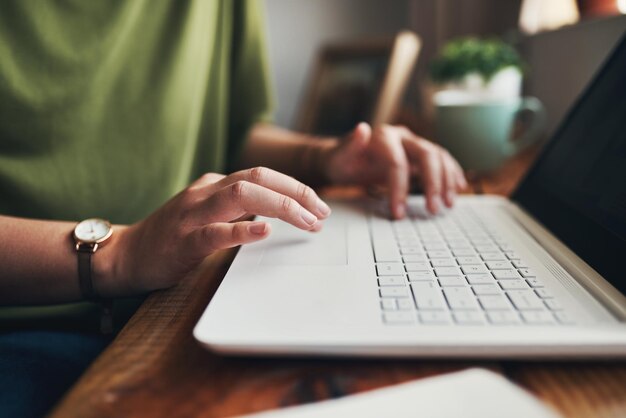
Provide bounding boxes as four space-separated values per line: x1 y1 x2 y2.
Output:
429 37 525 99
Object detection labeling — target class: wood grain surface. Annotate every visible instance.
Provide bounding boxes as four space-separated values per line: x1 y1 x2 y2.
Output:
50 147 626 418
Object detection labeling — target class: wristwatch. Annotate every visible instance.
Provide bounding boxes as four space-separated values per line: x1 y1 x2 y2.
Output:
73 218 113 299
73 218 114 333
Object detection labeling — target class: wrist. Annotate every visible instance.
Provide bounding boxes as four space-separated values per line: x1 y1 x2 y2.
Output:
300 139 338 186
91 224 134 298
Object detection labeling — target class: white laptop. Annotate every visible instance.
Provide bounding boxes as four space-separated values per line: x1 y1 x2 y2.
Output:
194 34 626 358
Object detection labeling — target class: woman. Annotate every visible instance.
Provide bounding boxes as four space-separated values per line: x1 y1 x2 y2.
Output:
0 1 466 416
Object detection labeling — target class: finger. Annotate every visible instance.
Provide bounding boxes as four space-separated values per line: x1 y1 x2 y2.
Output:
215 167 331 219
403 139 442 214
189 221 271 256
374 127 409 219
205 180 320 231
452 157 468 190
344 122 372 153
440 150 457 208
189 172 226 190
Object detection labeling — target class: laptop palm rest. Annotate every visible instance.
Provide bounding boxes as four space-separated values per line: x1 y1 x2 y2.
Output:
259 215 348 266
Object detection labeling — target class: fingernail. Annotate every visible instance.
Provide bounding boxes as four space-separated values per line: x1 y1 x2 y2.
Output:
317 199 331 217
248 222 267 235
430 198 440 214
301 209 318 226
446 191 455 207
395 203 406 219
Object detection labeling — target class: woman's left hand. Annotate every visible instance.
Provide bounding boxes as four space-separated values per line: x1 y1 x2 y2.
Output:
324 122 467 219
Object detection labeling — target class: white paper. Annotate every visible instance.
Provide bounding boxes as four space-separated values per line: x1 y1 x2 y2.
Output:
238 368 561 418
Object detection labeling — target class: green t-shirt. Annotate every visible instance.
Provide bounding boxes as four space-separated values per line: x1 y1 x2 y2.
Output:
0 0 273 330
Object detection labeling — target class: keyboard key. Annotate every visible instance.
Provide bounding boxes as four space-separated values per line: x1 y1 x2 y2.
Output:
472 284 501 295
453 311 485 325
466 274 493 284
405 262 431 272
371 218 401 262
475 244 499 253
499 280 528 290
373 242 401 262
444 287 480 310
380 299 397 311
401 247 423 255
544 299 563 311
526 278 544 288
479 295 511 310
430 259 457 267
470 237 491 244
554 312 576 324
378 276 406 286
434 267 462 276
481 253 507 261
397 298 416 310
507 290 545 310
456 257 482 265
427 250 452 259
403 254 427 262
377 263 404 276
521 311 555 325
461 265 488 274
487 311 520 325
518 268 536 278
512 260 528 268
492 269 521 280
452 249 475 257
383 312 415 324
486 261 512 270
419 311 451 324
411 282 446 310
424 243 448 251
380 287 409 298
438 277 467 287
447 240 471 249
408 272 436 281
534 288 554 299
505 252 521 260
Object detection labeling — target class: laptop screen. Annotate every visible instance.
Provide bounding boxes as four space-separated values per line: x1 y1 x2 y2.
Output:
513 32 626 295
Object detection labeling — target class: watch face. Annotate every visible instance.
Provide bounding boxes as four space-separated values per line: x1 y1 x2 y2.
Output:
74 218 112 243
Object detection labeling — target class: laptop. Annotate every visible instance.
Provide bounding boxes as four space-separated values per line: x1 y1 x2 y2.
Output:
194 34 626 358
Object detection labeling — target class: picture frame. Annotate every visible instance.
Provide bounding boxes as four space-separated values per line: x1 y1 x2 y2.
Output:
296 31 421 136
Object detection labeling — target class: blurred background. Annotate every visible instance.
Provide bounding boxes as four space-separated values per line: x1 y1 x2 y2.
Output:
264 0 626 138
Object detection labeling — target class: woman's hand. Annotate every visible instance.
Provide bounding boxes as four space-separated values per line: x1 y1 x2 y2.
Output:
102 167 330 296
325 123 467 219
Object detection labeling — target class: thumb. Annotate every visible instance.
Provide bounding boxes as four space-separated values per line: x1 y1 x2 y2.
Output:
343 122 371 152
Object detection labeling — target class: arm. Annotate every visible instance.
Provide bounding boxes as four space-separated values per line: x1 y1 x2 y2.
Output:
238 123 337 186
0 216 128 305
0 168 331 305
240 122 468 218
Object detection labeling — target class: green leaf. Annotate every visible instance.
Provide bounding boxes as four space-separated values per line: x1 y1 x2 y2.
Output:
429 37 525 84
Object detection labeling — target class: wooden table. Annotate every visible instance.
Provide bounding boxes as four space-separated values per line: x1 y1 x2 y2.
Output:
51 147 626 418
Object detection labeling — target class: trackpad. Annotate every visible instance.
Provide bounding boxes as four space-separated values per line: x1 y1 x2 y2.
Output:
260 217 347 266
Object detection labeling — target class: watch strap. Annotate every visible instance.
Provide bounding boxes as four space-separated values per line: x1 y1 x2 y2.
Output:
77 244 98 300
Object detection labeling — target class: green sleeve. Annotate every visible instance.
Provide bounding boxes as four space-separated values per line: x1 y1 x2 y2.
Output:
226 0 275 171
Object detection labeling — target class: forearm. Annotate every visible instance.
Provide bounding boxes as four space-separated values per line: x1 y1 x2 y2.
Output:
238 123 338 186
0 216 129 305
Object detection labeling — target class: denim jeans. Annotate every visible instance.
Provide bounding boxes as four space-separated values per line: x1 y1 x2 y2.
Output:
0 331 110 418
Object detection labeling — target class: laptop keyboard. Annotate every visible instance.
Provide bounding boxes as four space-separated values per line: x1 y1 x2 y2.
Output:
371 203 575 326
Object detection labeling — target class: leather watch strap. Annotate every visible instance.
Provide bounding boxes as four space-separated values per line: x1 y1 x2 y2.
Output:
77 244 98 300
77 244 113 333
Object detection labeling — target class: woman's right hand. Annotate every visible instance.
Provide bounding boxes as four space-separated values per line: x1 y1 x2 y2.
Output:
97 167 331 296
